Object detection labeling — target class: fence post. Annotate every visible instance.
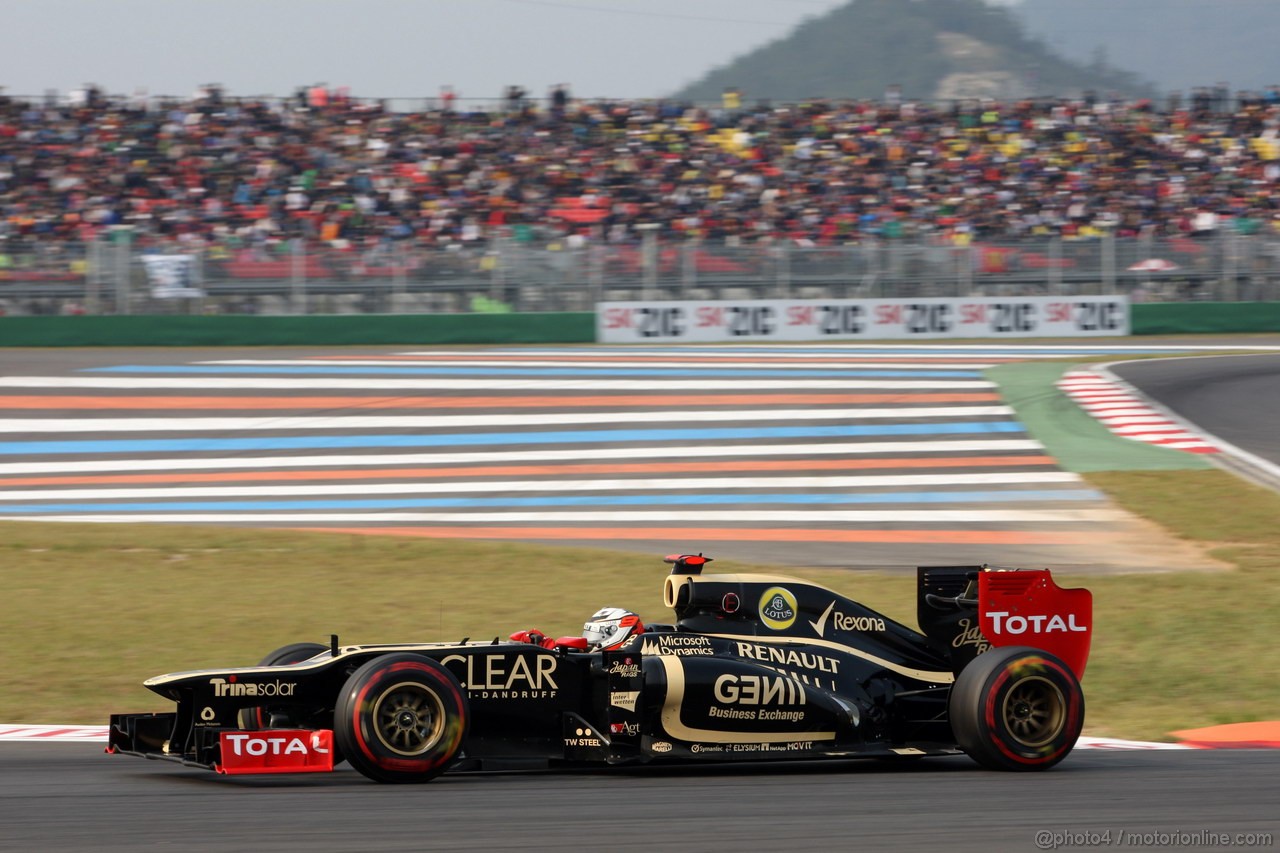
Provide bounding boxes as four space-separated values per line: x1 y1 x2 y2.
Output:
1048 236 1063 294
112 226 133 315
290 238 306 315
1222 229 1238 302
776 241 791 298
637 225 660 301
85 239 103 315
1102 232 1116 294
393 240 407 309
589 243 605 309
681 237 696 295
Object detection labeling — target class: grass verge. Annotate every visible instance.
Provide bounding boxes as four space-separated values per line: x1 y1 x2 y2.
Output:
2 467 1278 740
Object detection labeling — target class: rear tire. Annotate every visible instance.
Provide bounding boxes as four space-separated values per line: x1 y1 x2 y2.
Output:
949 646 1084 771
334 654 468 784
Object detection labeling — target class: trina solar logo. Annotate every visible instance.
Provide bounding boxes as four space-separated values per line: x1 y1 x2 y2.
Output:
208 678 296 698
759 587 798 631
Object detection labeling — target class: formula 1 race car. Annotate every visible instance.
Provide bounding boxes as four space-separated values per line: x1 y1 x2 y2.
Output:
108 554 1092 783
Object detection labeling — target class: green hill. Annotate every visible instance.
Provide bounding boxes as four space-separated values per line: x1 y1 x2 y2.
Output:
671 0 1153 103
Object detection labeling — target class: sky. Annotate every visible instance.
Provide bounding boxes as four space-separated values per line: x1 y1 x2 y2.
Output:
1 0 881 105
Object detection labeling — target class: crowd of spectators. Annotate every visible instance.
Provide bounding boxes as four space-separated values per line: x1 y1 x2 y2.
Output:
2 81 1280 269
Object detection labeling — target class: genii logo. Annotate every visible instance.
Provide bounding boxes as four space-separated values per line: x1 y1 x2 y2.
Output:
758 587 797 631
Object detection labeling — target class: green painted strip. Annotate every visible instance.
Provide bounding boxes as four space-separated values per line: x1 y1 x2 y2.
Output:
0 313 596 347
986 362 1211 473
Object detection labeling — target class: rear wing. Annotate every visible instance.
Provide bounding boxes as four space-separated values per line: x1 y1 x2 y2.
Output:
917 566 1092 678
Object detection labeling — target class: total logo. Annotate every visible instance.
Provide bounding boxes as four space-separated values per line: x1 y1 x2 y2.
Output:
808 601 886 637
222 732 329 757
985 611 1087 634
759 587 797 631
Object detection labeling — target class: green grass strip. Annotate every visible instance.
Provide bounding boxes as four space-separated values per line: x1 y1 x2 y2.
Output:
987 362 1211 472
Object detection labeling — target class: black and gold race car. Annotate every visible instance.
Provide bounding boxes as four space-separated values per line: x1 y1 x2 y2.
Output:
108 554 1092 783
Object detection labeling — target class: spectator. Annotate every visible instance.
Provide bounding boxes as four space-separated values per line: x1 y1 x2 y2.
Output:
0 83 1277 264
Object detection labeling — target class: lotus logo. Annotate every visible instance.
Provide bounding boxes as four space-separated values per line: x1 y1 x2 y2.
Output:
759 586 798 631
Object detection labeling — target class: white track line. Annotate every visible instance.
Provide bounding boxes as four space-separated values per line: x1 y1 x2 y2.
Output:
0 407 1015 434
0 377 993 391
204 358 1000 369
0 472 1084 502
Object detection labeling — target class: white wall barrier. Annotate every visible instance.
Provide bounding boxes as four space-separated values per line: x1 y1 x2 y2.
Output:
598 296 1130 343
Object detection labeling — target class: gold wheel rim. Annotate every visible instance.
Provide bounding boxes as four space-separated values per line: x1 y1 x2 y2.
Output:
372 681 447 757
1001 675 1067 748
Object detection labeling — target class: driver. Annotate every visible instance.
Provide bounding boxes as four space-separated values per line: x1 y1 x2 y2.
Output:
510 607 645 651
581 607 645 651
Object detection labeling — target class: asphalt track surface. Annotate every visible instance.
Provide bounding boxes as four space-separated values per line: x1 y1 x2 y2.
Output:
1113 353 1280 469
3 744 1277 852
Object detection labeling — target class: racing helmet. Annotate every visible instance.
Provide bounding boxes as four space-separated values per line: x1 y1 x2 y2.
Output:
582 607 644 650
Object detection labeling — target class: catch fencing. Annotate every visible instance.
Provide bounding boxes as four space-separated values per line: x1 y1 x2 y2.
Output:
1 232 1278 317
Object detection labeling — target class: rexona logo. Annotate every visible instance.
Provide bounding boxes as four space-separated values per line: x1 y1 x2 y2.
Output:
441 653 559 699
985 611 1087 635
759 587 798 631
209 678 296 698
808 601 886 636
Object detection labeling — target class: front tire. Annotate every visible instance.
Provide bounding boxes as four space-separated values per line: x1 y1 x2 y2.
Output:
334 654 468 784
949 646 1084 771
237 642 329 731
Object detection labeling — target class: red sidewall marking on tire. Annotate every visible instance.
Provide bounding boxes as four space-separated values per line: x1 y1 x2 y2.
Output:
983 656 1080 766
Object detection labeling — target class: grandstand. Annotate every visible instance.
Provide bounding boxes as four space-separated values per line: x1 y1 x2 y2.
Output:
1 86 1277 315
